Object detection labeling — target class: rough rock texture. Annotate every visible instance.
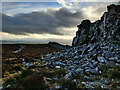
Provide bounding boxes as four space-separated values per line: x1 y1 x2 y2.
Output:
10 4 119 89
42 42 120 75
40 42 120 88
72 4 120 46
36 4 120 89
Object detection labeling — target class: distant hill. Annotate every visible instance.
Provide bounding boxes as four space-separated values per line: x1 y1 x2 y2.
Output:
1 40 28 44
48 42 71 49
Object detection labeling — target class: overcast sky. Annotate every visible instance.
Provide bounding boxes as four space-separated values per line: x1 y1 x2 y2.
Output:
1 0 118 45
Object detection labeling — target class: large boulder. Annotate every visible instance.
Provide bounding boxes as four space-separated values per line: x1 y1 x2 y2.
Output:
72 20 91 46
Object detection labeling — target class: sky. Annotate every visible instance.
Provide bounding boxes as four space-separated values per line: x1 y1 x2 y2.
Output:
1 0 119 45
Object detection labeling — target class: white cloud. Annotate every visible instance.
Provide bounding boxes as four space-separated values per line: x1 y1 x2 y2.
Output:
57 0 73 8
81 2 116 22
70 0 119 2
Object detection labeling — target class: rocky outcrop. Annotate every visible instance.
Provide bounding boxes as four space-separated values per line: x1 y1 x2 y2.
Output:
48 42 71 49
72 4 120 46
37 4 120 88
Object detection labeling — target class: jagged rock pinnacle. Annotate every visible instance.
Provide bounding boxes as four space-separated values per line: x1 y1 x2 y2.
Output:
72 4 120 46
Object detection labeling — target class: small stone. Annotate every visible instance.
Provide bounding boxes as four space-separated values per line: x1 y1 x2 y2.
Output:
75 68 84 76
81 82 86 85
74 56 78 59
93 62 98 67
100 84 109 89
46 78 52 81
99 70 102 74
22 58 25 62
55 86 62 89
105 52 113 58
97 56 107 63
86 67 98 74
0 87 3 90
112 79 114 82
73 79 77 84
89 82 101 86
89 63 95 69
88 43 98 52
22 62 26 65
53 76 58 80
108 58 115 60
100 78 109 85
83 76 90 81
117 81 120 86
82 64 88 68
55 66 61 69
7 85 11 88
64 72 72 79
117 60 120 63
85 84 94 88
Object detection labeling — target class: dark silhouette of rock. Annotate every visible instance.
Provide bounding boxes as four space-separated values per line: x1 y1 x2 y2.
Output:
72 4 120 46
48 42 71 49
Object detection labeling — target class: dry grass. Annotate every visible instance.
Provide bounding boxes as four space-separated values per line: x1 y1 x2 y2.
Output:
2 44 62 75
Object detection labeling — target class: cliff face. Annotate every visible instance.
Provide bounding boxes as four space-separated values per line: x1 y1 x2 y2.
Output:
72 4 120 46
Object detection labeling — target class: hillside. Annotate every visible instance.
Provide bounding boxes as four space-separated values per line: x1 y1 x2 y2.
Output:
2 4 120 89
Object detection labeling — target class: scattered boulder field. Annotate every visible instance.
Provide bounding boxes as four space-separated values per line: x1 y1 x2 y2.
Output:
40 42 120 89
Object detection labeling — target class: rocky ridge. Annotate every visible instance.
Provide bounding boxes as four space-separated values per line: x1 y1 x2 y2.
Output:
72 4 120 46
48 42 71 49
37 4 120 89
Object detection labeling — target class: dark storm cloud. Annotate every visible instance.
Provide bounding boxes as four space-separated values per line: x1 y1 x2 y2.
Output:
2 7 85 35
